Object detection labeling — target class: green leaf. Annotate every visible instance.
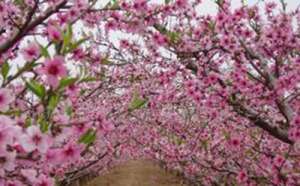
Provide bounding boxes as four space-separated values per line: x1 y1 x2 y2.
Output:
215 0 225 6
80 89 86 95
40 44 50 58
1 61 9 80
62 24 73 54
79 129 97 145
101 57 112 65
167 31 181 44
58 77 77 90
222 130 230 140
55 42 63 54
25 117 32 128
79 76 98 83
153 24 168 34
14 0 24 6
208 21 216 32
47 94 60 114
78 65 85 78
39 119 49 133
66 106 73 116
26 80 46 99
165 0 171 4
175 138 183 145
0 110 21 116
153 24 181 44
201 139 209 151
128 91 147 111
105 0 120 10
28 62 40 68
68 37 88 52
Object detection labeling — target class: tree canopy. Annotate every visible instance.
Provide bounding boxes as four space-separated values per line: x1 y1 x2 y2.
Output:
0 0 300 185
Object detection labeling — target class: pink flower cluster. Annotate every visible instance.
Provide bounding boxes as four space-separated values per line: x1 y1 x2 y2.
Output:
0 0 300 185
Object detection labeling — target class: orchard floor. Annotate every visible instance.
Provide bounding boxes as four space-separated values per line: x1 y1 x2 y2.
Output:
84 160 187 186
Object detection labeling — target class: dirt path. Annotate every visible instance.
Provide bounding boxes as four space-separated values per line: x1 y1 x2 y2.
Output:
85 160 186 186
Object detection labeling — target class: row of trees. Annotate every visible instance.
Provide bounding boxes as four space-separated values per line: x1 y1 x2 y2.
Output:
0 0 299 185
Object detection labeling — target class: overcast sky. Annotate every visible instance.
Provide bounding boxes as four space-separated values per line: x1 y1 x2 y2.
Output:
11 0 300 76
98 0 300 13
197 0 299 15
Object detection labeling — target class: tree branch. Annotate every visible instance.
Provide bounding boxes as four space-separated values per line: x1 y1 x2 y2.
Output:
229 97 293 145
0 0 67 55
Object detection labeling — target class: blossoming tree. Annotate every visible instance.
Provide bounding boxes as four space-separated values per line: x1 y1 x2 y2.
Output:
0 0 300 185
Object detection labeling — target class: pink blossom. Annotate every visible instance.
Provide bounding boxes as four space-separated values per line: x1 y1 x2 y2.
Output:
99 121 115 133
175 0 188 8
53 127 72 143
1 1 300 185
39 56 67 88
72 122 88 135
66 83 79 97
20 125 49 153
273 155 285 167
133 0 148 11
67 8 80 19
57 13 69 26
105 21 118 32
0 88 14 111
0 116 14 151
21 43 40 61
237 169 248 183
120 39 130 49
21 169 37 183
33 174 55 186
288 127 300 141
265 2 277 14
152 32 168 46
71 48 85 61
47 25 62 41
59 142 81 163
16 115 26 126
43 149 60 165
228 136 241 150
4 180 23 186
53 114 69 124
0 151 16 176
292 115 300 127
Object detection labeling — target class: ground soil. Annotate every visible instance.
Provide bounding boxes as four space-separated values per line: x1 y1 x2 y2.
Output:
84 160 187 186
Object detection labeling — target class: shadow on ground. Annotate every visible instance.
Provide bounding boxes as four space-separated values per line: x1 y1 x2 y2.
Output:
84 160 187 186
